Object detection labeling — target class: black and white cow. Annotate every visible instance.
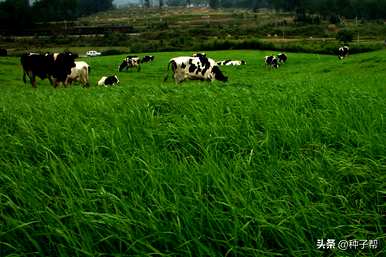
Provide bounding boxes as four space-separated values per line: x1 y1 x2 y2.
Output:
217 60 246 66
141 55 155 63
264 55 279 68
164 55 228 83
277 53 287 63
66 61 90 87
0 48 7 56
97 75 119 87
338 46 349 59
21 51 78 88
119 56 141 72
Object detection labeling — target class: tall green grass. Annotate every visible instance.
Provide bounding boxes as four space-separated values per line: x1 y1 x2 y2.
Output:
0 50 385 256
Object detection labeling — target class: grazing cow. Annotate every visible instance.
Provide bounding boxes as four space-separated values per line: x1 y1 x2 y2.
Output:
338 46 349 59
264 55 279 68
192 52 207 58
66 61 90 87
21 51 77 88
97 75 119 87
217 60 246 66
0 48 7 56
119 55 141 72
277 53 287 63
141 55 155 63
164 55 228 83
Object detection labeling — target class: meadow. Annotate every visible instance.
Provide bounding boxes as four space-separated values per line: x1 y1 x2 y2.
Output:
0 50 385 256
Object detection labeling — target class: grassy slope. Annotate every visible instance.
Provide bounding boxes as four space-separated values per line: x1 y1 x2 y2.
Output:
0 50 385 256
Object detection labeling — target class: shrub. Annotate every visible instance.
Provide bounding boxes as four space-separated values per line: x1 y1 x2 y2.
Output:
101 49 125 56
336 30 354 43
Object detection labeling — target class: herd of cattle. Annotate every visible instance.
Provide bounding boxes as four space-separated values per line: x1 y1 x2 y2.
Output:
19 46 350 87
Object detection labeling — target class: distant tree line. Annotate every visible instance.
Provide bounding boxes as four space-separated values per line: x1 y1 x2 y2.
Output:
269 0 386 20
0 0 113 30
1 0 385 32
178 0 386 20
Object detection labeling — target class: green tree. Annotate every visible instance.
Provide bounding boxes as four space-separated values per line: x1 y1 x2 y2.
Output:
336 29 354 43
78 0 113 16
209 0 220 9
0 0 32 30
32 0 79 21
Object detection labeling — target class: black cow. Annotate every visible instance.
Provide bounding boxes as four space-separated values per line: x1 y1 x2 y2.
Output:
338 46 349 59
21 52 77 88
141 55 155 63
0 48 7 56
277 53 287 63
264 55 279 68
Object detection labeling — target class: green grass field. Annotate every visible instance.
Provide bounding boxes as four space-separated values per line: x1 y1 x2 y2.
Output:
0 50 385 256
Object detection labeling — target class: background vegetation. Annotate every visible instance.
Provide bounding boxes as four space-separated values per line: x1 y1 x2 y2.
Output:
1 6 385 56
0 49 385 256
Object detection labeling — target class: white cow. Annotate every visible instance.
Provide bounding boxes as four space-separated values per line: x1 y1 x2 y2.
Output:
217 60 246 66
66 61 90 87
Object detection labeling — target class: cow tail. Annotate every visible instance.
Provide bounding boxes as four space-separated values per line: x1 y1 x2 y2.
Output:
21 55 27 84
163 60 172 82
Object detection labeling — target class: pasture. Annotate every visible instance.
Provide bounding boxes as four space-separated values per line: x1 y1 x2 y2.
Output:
0 50 385 256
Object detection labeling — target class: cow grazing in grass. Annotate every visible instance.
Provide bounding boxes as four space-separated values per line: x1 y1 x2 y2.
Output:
21 51 77 88
98 75 119 87
277 53 287 63
0 48 7 56
141 55 155 63
217 60 246 66
164 55 228 83
119 56 141 72
264 55 279 68
338 46 349 59
66 61 90 87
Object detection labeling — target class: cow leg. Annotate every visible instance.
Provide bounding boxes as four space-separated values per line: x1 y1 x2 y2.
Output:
32 78 37 88
174 72 185 84
48 76 54 85
63 80 69 88
53 79 59 88
30 73 37 88
65 77 71 86
23 71 27 84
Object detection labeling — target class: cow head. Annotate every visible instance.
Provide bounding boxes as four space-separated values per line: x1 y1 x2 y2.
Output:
53 52 77 82
119 60 128 72
212 66 228 82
